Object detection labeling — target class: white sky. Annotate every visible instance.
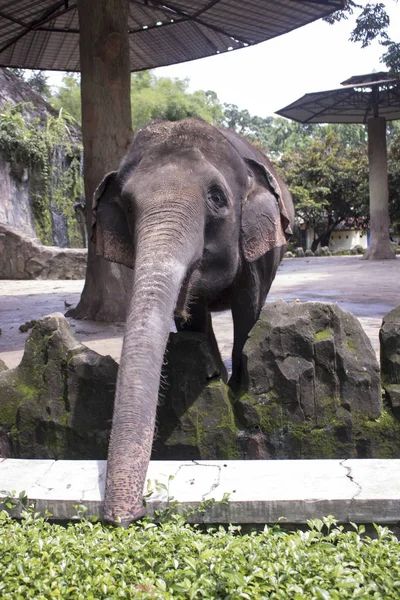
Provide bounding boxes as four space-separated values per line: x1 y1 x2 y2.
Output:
47 0 400 119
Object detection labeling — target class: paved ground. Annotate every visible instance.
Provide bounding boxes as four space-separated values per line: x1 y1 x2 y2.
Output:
2 457 400 525
0 255 399 369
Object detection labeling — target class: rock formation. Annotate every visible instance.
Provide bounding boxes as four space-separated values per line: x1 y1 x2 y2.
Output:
0 313 116 458
0 68 84 248
380 305 400 419
0 223 87 279
236 300 394 459
1 303 400 460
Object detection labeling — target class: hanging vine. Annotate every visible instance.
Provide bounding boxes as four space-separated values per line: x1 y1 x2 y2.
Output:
0 102 84 246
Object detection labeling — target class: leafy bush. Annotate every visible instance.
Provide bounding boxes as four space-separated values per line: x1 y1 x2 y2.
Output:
0 509 399 599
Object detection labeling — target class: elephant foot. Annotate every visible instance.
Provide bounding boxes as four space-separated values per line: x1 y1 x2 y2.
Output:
103 506 147 527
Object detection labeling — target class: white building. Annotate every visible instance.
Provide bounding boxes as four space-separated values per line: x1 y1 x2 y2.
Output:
329 223 368 253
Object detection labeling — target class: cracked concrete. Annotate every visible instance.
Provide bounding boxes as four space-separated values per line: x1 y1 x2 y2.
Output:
340 459 362 501
1 458 399 524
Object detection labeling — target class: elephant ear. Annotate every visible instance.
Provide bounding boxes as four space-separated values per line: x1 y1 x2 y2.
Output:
241 158 293 262
91 171 134 269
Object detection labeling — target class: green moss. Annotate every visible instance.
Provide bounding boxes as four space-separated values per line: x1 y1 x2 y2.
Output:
317 394 339 424
315 328 333 341
308 428 346 458
165 380 241 460
16 382 36 401
286 409 400 459
345 334 362 364
353 409 400 458
0 395 20 429
345 337 357 352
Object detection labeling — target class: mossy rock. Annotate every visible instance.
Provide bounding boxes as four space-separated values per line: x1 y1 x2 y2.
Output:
153 332 240 460
234 407 400 460
380 304 400 414
0 313 117 459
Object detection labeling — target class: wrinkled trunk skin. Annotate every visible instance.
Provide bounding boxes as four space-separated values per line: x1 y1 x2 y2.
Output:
103 226 195 525
363 117 396 261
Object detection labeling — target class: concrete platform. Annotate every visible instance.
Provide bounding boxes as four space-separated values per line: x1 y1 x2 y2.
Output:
1 256 399 369
1 459 399 524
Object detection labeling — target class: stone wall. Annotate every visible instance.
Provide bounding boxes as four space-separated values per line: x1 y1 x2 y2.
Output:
0 223 87 279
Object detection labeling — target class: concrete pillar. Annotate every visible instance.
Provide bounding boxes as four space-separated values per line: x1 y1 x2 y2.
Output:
363 117 396 260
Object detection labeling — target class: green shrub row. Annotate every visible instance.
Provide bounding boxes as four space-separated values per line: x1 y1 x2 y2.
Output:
0 508 399 599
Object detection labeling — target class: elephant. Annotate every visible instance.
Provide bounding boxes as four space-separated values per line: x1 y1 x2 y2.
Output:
92 118 294 526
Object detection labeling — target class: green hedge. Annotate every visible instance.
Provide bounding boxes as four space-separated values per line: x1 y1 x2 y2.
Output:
1 508 399 599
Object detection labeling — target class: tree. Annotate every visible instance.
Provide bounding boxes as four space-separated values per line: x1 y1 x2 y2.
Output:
325 1 400 71
222 104 277 150
130 72 223 131
388 124 400 236
278 131 369 251
51 74 82 122
51 70 225 132
7 69 51 99
325 1 399 260
69 0 133 322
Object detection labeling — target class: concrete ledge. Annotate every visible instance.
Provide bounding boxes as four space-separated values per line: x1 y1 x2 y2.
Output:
0 459 399 524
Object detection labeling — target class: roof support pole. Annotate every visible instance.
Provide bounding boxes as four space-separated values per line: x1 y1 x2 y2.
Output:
69 0 133 320
363 116 396 260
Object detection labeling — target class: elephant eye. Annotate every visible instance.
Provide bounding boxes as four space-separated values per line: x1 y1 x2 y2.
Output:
208 186 227 209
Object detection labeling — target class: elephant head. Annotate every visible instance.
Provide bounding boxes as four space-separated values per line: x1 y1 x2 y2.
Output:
92 119 293 525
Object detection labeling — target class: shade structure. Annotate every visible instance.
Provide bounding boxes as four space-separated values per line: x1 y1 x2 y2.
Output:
276 72 400 124
276 72 399 261
0 0 344 72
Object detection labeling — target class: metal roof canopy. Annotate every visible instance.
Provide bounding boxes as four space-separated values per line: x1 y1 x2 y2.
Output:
276 72 400 125
0 0 344 72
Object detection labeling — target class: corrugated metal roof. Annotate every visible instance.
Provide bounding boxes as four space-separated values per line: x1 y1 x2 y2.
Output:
276 76 400 124
0 0 344 71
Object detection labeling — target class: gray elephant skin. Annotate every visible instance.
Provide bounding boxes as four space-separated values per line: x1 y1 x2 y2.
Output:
93 118 294 525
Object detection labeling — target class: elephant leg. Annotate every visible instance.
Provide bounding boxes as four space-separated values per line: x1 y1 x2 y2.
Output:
230 250 286 391
230 291 261 392
175 296 228 382
229 261 271 391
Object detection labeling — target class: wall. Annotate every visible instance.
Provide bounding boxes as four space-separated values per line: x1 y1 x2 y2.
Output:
329 229 368 253
0 68 85 248
0 153 37 237
0 222 87 279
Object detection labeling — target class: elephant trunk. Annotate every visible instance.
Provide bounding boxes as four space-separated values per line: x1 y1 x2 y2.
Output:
103 212 199 526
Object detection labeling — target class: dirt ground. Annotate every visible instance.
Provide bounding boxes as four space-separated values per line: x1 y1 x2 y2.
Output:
0 255 399 370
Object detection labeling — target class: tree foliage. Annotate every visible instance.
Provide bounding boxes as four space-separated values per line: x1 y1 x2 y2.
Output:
325 1 400 72
130 71 223 131
277 130 370 250
8 69 52 99
51 74 82 122
49 71 225 131
388 124 400 232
